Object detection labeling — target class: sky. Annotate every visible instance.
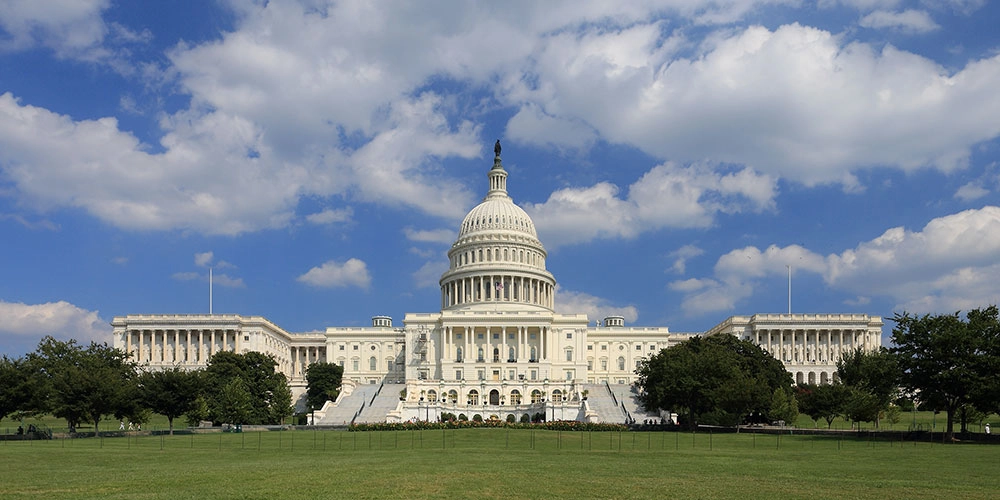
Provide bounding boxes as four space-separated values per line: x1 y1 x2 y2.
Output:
2 0 1000 358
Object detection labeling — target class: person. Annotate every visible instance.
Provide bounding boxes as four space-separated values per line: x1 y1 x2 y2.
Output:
986 423 991 435
119 420 125 430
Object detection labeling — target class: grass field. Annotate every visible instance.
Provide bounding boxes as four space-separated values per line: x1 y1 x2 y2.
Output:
1 427 997 499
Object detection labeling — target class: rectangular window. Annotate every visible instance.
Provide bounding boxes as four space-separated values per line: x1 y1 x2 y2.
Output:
601 345 607 351
478 370 485 380
243 335 249 341
456 370 463 380
353 345 359 350
456 333 462 339
636 344 641 350
530 370 537 380
566 332 572 339
493 333 499 339
566 370 573 380
587 360 593 370
508 333 515 339
420 352 426 361
565 350 573 361
478 333 484 339
650 344 655 350
587 345 593 350
339 345 345 350
508 370 515 380
530 333 536 339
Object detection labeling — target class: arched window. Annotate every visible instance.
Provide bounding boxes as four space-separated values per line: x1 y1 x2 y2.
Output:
617 357 625 371
370 356 377 371
386 358 394 371
477 347 484 362
530 346 537 362
510 390 522 405
565 348 573 362
552 389 563 403
493 347 500 362
427 390 438 402
530 389 542 404
447 390 458 404
456 347 463 362
468 389 479 406
508 346 515 362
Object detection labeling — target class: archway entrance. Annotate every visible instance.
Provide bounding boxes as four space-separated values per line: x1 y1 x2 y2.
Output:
489 389 500 405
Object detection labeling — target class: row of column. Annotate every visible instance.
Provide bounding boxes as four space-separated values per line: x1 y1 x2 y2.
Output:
439 325 549 364
441 274 553 309
754 328 873 364
125 329 239 365
290 346 325 379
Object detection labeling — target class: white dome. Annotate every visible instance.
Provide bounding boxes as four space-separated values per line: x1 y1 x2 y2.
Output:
458 198 538 240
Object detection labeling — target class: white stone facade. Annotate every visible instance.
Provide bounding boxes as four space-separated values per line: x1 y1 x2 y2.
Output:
111 145 882 420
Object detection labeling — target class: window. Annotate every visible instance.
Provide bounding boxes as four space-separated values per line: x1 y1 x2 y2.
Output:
587 358 593 370
587 345 593 350
353 345 359 350
636 344 641 350
650 344 655 350
456 347 463 362
456 370 463 380
456 333 462 339
477 347 484 362
566 370 573 380
566 332 572 339
508 333 515 340
565 348 573 362
530 370 537 380
243 335 249 341
352 359 359 371
420 352 426 361
478 333 484 339
601 345 607 351
530 333 536 339
552 390 563 403
511 390 522 405
493 333 499 340
530 390 542 403
339 345 345 351
387 359 393 371
478 370 485 380
369 357 377 371
601 358 608 370
617 357 625 370
635 360 641 370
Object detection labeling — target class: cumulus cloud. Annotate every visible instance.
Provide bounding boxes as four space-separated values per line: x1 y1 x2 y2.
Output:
859 9 939 33
508 22 1000 187
0 0 109 57
555 287 638 324
526 162 776 248
669 244 705 274
412 260 447 289
0 300 110 345
671 206 1000 316
194 251 214 267
298 258 371 289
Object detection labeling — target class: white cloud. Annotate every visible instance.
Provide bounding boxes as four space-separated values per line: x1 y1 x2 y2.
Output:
955 182 989 201
0 0 109 58
212 274 245 288
508 22 1000 188
859 9 939 33
672 206 1000 316
555 287 638 324
194 252 214 267
0 299 109 345
172 272 200 281
404 227 456 245
526 162 776 248
306 208 352 225
669 244 705 274
298 258 371 289
506 104 597 151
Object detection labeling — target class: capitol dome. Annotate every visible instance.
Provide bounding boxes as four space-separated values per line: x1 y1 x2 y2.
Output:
439 142 556 311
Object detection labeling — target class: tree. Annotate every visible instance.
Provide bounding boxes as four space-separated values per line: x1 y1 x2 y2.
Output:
204 351 293 425
796 383 849 429
138 367 204 434
0 356 33 424
891 307 1000 440
837 347 898 428
636 335 793 429
27 337 137 436
305 362 343 413
769 387 799 425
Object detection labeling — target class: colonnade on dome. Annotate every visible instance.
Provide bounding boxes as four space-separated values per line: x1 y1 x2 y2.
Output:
440 274 554 309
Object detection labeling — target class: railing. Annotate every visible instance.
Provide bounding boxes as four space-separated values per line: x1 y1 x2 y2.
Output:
371 380 385 406
350 401 365 426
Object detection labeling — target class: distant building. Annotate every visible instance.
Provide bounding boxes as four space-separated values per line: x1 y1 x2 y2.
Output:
112 144 881 423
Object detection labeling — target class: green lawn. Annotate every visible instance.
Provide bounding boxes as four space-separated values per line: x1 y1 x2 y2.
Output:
1 428 996 499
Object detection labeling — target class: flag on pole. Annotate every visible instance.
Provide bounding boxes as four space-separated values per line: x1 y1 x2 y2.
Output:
495 281 503 291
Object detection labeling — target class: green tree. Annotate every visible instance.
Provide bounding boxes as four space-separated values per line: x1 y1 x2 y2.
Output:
636 335 792 429
891 307 1000 440
837 347 898 428
769 387 799 425
204 351 293 425
0 356 33 424
305 362 343 413
138 367 204 434
796 383 848 429
215 378 253 425
27 337 137 436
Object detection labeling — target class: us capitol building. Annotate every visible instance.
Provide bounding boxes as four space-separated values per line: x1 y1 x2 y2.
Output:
112 143 882 424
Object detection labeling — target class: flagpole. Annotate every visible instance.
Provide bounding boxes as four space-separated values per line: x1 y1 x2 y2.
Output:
210 267 213 315
786 265 791 314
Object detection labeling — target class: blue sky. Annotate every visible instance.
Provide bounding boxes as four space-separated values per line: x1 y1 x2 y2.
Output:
2 0 1000 358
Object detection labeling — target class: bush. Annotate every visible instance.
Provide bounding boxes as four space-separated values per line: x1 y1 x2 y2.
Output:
458 413 468 421
473 414 483 422
506 414 516 423
520 414 530 423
